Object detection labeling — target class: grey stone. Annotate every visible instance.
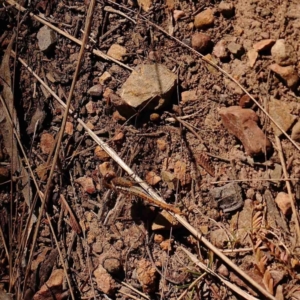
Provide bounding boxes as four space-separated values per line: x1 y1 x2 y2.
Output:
210 182 244 213
37 26 57 52
227 42 244 57
118 64 176 111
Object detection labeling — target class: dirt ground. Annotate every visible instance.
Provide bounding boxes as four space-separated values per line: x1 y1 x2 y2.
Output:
1 0 300 299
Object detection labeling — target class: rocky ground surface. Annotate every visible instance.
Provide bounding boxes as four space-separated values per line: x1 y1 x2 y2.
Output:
1 0 300 299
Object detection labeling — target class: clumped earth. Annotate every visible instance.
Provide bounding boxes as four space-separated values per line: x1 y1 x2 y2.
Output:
1 0 300 299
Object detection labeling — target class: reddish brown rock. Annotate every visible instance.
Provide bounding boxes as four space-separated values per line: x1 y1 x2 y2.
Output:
181 90 199 103
194 8 214 29
65 122 73 135
136 259 157 293
247 49 258 67
75 176 96 194
40 133 55 154
269 64 299 89
239 94 253 108
219 106 272 157
253 39 275 52
107 44 127 61
95 146 110 161
112 111 126 122
191 33 212 53
94 265 116 295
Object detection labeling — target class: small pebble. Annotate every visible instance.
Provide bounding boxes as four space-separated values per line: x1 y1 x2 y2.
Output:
88 84 103 97
269 64 299 89
255 192 263 202
227 42 244 57
86 101 97 114
37 25 57 52
253 39 275 52
107 44 127 61
75 176 96 194
191 32 212 53
271 39 297 66
145 171 161 186
217 264 229 277
150 113 160 122
65 122 74 135
218 1 235 18
194 8 214 29
213 40 228 59
99 71 112 85
137 0 153 12
181 90 199 103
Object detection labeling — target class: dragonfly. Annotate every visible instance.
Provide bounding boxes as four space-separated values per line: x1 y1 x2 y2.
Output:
104 175 181 215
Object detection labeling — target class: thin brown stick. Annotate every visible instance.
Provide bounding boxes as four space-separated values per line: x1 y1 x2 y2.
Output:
275 136 300 242
211 178 299 184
